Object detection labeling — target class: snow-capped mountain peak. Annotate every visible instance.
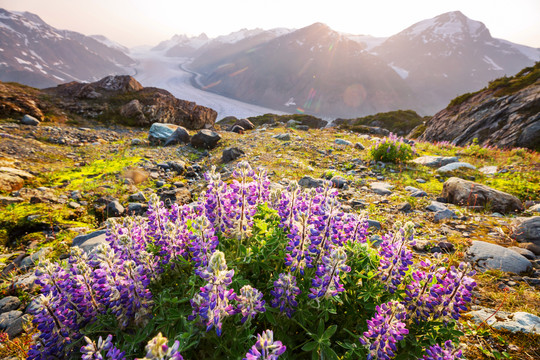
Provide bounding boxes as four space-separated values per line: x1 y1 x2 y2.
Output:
402 11 490 43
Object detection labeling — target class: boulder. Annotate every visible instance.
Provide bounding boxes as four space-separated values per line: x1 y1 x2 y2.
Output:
106 200 124 217
20 247 52 271
126 203 148 216
433 209 457 223
412 155 459 168
148 123 178 145
222 147 245 163
164 126 190 146
120 99 145 123
426 201 448 212
512 216 540 245
21 114 40 126
370 182 394 196
529 204 540 213
0 173 24 192
159 188 192 206
354 143 365 150
442 177 523 214
436 162 476 173
405 186 427 197
234 118 255 131
468 307 540 335
297 125 309 131
335 139 352 146
479 166 498 175
95 75 144 92
508 246 536 260
298 176 324 188
273 133 291 141
190 130 221 149
0 167 34 180
0 296 21 313
229 125 245 134
72 230 108 254
467 240 532 274
167 161 186 174
330 176 347 189
128 191 147 202
0 310 22 332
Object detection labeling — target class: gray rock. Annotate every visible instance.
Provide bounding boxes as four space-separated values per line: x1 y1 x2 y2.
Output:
508 246 536 260
354 142 365 150
416 178 427 183
370 235 383 246
512 217 540 245
335 139 352 146
298 176 324 188
398 202 412 213
148 123 178 145
5 314 28 338
297 125 309 131
468 307 540 334
286 119 301 128
72 230 108 254
222 147 245 163
0 310 22 331
0 196 24 205
367 219 381 230
68 201 81 209
131 138 142 146
436 162 476 173
164 126 190 146
370 182 394 196
106 200 124 217
20 247 52 271
126 203 148 216
0 296 21 313
405 186 427 197
479 166 498 175
190 130 221 149
433 209 457 223
21 114 40 126
128 191 147 202
529 204 540 213
13 273 38 292
330 176 347 189
273 133 291 141
167 160 186 174
412 155 458 168
442 177 523 214
467 240 532 274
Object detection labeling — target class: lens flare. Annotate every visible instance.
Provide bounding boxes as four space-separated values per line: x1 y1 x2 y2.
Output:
343 84 367 107
229 66 248 77
203 80 222 89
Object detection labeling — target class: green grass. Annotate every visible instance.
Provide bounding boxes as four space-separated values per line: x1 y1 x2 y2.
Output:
338 110 427 136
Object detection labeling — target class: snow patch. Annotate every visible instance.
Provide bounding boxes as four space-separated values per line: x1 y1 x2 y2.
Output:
497 39 540 62
389 63 409 79
15 57 31 65
483 56 503 71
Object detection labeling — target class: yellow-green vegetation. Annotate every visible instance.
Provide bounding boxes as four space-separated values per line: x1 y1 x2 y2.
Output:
338 109 427 135
448 61 540 107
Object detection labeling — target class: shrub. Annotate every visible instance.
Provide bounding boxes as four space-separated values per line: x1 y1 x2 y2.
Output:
26 162 473 360
370 133 415 163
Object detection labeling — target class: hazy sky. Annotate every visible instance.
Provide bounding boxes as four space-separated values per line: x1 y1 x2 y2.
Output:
2 0 540 48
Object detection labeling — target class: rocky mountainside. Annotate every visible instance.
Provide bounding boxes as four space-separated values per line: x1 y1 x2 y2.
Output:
191 23 418 119
374 11 540 114
0 75 217 129
0 9 135 88
418 62 540 150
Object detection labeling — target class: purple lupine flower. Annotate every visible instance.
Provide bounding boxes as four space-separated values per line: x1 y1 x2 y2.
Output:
189 251 237 336
284 189 316 273
81 334 126 360
308 197 343 267
359 302 409 360
342 212 369 244
244 330 286 360
270 272 301 318
434 262 477 321
308 247 350 300
253 167 271 203
237 285 266 323
421 340 462 360
377 222 415 294
204 166 234 233
228 161 259 241
188 215 219 275
138 333 184 360
276 181 301 230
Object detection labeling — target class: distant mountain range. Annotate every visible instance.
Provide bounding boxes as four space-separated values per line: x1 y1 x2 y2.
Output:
155 11 539 117
0 8 135 88
1 8 538 117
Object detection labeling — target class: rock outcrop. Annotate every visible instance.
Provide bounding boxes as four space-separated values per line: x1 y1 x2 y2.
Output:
419 65 540 150
442 177 523 213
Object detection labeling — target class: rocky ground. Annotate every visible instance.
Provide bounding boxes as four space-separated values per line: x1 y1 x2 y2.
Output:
0 116 539 359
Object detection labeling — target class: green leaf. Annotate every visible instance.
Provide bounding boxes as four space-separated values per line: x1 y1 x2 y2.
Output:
322 325 338 340
317 319 325 338
302 341 318 352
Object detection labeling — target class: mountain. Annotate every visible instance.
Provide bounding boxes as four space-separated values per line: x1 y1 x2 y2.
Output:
180 11 539 118
417 62 540 150
373 11 540 114
190 23 419 118
0 9 135 88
